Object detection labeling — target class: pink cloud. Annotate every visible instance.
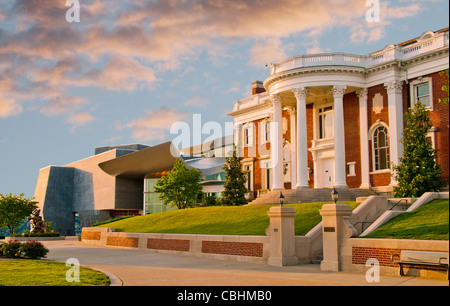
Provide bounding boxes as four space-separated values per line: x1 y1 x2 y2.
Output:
122 107 190 142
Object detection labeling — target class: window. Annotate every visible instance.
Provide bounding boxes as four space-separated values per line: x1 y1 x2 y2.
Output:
244 125 253 146
260 121 271 144
264 121 270 143
373 126 390 171
260 161 272 190
318 106 334 139
414 83 430 107
410 77 433 110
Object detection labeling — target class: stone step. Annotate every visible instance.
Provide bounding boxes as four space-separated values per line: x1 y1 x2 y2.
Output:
248 188 376 205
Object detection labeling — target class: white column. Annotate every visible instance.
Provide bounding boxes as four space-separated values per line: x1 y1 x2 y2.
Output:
293 87 309 189
288 107 297 189
332 85 348 189
357 89 371 189
270 94 284 190
384 80 404 186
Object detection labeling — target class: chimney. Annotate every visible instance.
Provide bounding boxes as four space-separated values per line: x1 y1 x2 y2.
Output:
252 80 266 95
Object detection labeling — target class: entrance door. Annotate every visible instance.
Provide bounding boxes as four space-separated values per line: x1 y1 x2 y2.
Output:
320 158 334 188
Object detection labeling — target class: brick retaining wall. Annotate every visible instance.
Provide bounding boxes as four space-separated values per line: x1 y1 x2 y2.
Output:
81 227 269 264
202 241 264 257
342 238 449 280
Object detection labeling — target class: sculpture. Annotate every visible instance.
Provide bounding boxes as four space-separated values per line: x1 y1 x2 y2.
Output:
28 209 47 234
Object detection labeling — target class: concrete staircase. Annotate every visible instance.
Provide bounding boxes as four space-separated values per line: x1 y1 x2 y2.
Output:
248 188 376 205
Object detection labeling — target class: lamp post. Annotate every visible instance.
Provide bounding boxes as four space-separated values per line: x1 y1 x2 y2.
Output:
331 187 339 204
279 192 285 207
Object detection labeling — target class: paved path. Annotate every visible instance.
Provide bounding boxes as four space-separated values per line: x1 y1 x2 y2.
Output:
39 238 448 287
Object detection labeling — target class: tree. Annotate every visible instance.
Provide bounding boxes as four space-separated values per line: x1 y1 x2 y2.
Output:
153 159 202 210
439 69 449 104
0 193 38 236
221 146 248 206
393 101 445 197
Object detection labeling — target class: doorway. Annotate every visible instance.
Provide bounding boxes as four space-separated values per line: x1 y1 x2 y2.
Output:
320 158 334 188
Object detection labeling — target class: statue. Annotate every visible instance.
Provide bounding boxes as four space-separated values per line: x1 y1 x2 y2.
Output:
28 208 47 234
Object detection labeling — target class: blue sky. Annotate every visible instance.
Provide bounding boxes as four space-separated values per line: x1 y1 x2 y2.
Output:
0 0 448 197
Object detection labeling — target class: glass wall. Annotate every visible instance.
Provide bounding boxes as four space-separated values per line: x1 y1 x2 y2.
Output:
144 178 178 215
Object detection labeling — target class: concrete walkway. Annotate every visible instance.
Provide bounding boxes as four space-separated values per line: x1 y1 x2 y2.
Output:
39 237 448 287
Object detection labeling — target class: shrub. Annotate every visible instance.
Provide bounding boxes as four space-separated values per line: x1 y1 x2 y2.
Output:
20 241 49 259
0 240 22 258
201 195 218 207
21 232 60 238
0 240 49 259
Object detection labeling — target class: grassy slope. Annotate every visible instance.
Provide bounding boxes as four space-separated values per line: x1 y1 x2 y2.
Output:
364 199 449 240
98 202 359 236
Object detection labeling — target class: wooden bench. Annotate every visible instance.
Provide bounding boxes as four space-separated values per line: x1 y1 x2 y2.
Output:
391 250 449 280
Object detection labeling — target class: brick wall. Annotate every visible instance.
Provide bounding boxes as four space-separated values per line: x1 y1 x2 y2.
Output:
202 241 264 257
81 228 268 263
352 246 401 268
147 238 190 252
343 92 362 188
107 237 139 248
352 246 448 274
428 71 449 184
81 231 101 241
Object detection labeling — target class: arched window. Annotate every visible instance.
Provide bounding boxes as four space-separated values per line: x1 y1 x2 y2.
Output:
372 125 390 171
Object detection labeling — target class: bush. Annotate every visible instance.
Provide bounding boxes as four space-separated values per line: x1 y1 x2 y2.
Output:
0 240 49 259
0 240 22 258
201 195 218 207
20 241 49 259
21 232 60 238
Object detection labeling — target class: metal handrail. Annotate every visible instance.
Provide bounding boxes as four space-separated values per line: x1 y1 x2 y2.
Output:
353 221 374 233
390 198 410 211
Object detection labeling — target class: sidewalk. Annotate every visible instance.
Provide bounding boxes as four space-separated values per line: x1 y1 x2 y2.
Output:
41 238 448 286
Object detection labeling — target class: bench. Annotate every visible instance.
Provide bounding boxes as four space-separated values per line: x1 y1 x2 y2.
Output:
391 250 449 280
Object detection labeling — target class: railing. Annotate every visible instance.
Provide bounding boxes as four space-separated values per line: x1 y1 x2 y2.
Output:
389 198 411 211
270 31 449 75
353 221 374 234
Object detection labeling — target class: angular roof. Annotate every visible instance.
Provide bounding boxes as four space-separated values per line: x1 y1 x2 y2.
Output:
98 141 179 179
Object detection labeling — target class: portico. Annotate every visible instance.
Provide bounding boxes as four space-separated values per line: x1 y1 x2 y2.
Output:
229 28 449 196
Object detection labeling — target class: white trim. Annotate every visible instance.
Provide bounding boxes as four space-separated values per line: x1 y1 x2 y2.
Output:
243 123 254 147
410 76 434 110
369 121 390 172
242 162 253 191
347 162 356 177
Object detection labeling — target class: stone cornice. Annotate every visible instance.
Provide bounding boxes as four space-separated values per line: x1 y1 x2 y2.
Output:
264 46 449 90
228 99 272 118
264 65 366 89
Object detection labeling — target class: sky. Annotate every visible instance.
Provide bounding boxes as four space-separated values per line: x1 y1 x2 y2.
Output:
0 0 448 198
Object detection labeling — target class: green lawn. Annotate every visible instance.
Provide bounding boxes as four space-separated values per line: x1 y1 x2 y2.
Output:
364 199 449 240
97 202 359 236
0 260 111 286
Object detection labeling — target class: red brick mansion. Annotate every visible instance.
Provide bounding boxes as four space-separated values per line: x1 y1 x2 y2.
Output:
229 28 449 198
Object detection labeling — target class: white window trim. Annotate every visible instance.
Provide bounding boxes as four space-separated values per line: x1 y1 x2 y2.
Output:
260 119 271 145
347 161 356 177
314 102 334 141
242 162 253 191
410 76 434 111
243 123 254 147
369 121 391 173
